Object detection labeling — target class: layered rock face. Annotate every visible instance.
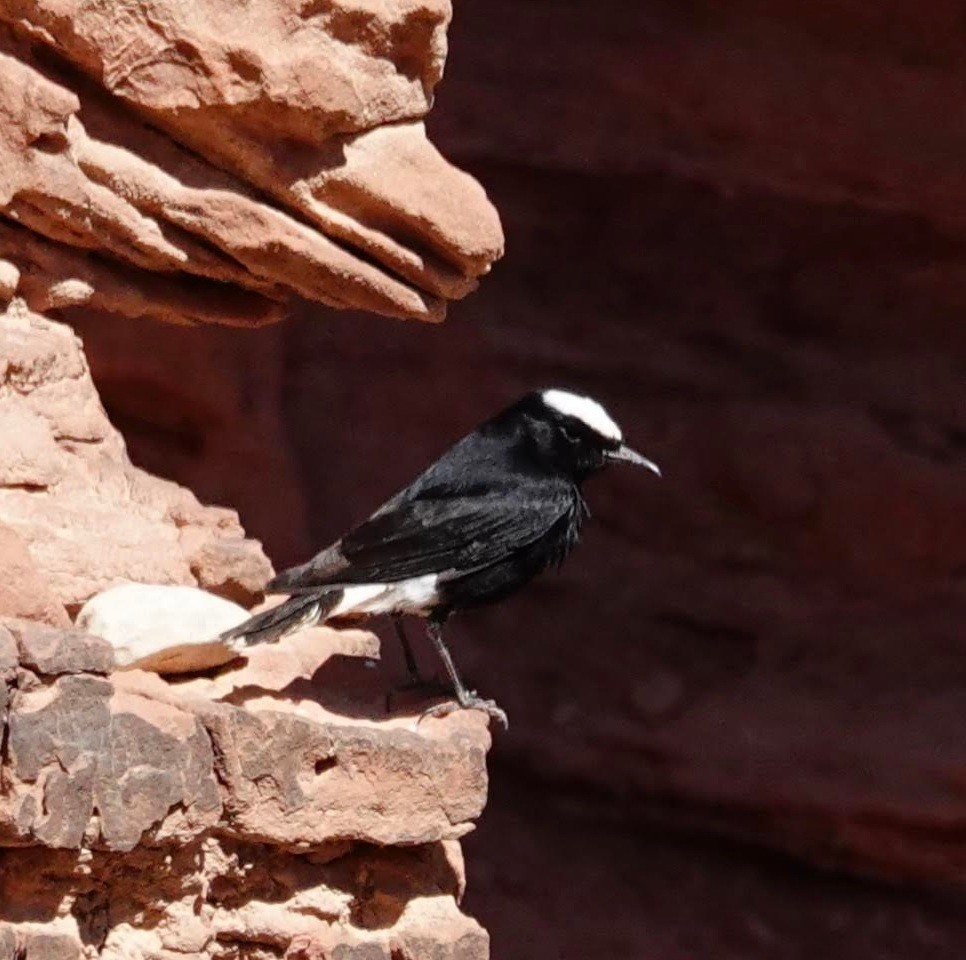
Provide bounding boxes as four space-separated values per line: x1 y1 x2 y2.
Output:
0 618 490 959
0 1 503 326
0 303 493 956
7 0 966 958
0 303 271 613
0 3 501 954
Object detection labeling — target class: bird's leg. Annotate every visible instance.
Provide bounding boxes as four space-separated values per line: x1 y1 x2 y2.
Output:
393 616 422 686
426 619 472 702
418 618 508 730
385 616 450 713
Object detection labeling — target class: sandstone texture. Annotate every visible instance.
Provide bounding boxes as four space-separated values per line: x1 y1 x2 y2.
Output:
0 4 502 952
0 619 491 960
0 2 502 327
0 303 271 610
0 520 70 626
0 297 494 957
6 0 966 958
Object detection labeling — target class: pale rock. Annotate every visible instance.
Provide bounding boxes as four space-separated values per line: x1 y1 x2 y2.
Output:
0 627 16 673
0 523 68 626
0 307 271 608
0 259 18 300
75 583 249 673
0 401 65 488
41 278 95 311
170 619 380 700
3 618 113 675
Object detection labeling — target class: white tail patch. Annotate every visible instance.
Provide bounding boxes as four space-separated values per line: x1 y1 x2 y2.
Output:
328 574 440 618
540 389 622 442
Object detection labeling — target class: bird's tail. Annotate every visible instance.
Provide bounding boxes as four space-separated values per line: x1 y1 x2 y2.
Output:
219 589 343 652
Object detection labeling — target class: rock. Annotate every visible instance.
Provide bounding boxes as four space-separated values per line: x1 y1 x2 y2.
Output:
3 619 113 676
0 627 16 674
2 927 83 960
0 3 498 955
197 703 489 847
0 622 492 956
68 305 313 567
0 306 272 608
7 671 222 849
0 402 64 487
0 626 15 718
168 620 380 700
0 259 18 300
185 536 277 605
437 0 966 229
0 522 68 626
75 583 250 674
0 838 486 960
0 5 503 325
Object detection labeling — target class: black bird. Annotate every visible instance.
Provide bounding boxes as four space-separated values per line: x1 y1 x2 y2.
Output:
220 389 660 728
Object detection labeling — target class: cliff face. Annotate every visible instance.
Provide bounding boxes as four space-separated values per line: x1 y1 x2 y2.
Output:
0 616 490 960
0 305 271 614
0 303 493 957
0 1 503 326
6 0 966 957
0 3 500 955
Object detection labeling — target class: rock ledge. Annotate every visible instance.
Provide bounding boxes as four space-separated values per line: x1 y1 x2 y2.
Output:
0 619 491 960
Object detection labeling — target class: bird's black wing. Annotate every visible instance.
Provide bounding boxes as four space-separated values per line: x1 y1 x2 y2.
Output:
271 484 576 591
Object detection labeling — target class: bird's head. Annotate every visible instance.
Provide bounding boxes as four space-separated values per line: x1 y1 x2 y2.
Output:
509 388 661 482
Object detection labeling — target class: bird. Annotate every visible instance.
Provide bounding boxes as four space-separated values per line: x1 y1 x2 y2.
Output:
219 388 661 729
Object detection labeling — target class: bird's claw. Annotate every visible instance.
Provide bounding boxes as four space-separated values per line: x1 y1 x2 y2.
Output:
416 693 509 731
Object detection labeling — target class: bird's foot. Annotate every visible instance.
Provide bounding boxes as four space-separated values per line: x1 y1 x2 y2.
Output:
417 692 509 730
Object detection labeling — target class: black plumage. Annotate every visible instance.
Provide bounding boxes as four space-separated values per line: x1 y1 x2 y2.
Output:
220 389 660 728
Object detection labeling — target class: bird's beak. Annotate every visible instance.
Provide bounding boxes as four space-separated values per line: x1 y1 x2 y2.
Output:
608 444 661 476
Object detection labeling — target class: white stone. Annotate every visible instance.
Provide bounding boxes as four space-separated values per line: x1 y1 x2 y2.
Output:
76 583 250 674
45 278 95 309
0 260 20 301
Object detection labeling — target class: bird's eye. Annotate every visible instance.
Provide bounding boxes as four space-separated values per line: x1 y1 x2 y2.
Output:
560 425 581 444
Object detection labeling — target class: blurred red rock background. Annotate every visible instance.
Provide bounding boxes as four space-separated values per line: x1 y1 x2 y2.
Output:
68 1 966 956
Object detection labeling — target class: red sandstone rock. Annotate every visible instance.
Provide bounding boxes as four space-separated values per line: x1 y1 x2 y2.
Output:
0 2 503 326
0 3 504 955
67 310 313 566
0 624 491 957
0 523 68 625
0 303 271 608
3 618 113 676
